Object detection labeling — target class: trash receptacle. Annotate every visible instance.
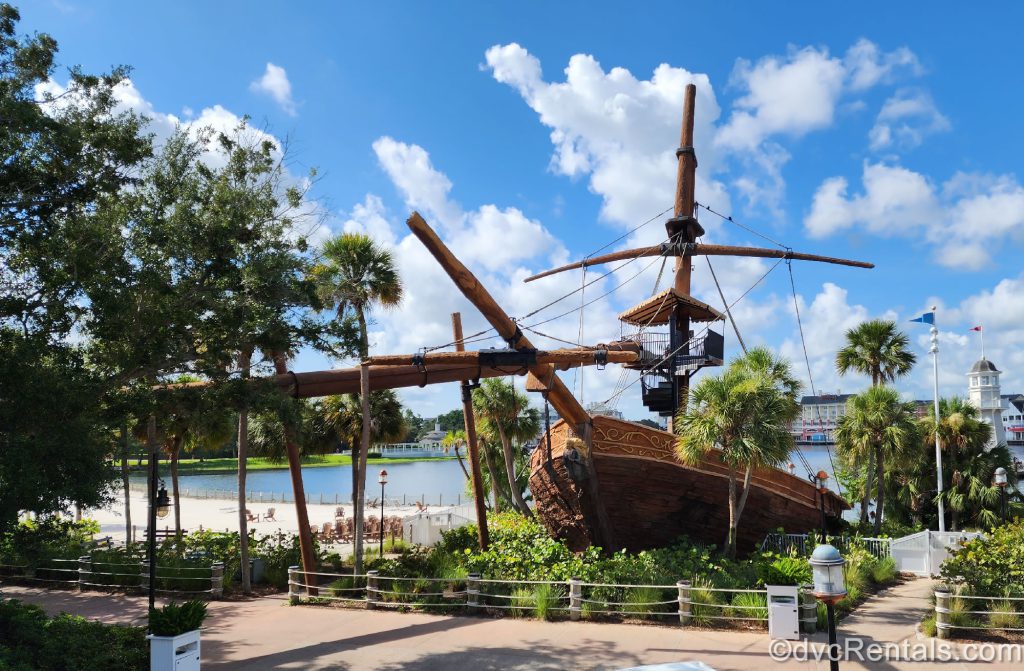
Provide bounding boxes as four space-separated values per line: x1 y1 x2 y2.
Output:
766 585 800 640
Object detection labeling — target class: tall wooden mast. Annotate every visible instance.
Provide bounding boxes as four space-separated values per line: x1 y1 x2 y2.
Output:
667 83 703 422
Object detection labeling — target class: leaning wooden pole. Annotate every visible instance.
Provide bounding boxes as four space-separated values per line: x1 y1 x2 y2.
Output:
407 211 614 550
355 363 371 573
272 352 318 596
452 312 490 550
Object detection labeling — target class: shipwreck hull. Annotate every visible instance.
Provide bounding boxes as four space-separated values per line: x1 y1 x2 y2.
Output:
530 415 848 553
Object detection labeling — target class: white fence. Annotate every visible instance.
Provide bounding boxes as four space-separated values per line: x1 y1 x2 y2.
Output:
285 567 809 629
403 511 474 546
127 483 462 507
761 533 892 559
890 530 983 577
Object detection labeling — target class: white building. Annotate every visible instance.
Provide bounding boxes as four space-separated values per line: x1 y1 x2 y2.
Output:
966 358 1007 448
419 420 447 444
585 401 624 421
1001 394 1024 448
791 394 853 443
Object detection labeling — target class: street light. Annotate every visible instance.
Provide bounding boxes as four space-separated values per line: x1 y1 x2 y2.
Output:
809 544 847 671
994 467 1008 525
155 483 171 520
378 469 388 557
813 470 829 541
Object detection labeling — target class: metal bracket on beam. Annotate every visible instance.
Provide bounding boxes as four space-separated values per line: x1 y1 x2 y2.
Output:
411 352 427 372
594 349 608 370
478 348 537 369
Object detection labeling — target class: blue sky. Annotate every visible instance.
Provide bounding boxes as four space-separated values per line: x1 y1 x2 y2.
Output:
25 1 1024 418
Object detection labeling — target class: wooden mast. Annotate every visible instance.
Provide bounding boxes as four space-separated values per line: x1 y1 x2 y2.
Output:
406 211 614 549
453 312 490 549
669 83 700 423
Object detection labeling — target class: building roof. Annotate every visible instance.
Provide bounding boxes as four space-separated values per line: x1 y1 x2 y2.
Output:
617 288 725 326
800 394 854 405
969 358 1000 374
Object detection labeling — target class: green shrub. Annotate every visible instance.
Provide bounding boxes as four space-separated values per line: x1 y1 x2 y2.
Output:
689 577 723 626
532 583 562 620
756 554 811 586
148 600 208 637
509 586 535 618
0 599 146 671
921 613 937 637
941 521 1024 596
988 590 1023 630
621 586 665 617
729 591 768 620
871 556 897 585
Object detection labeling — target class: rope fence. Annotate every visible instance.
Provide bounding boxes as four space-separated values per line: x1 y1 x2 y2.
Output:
285 567 800 629
0 556 224 597
935 587 1024 637
126 483 461 508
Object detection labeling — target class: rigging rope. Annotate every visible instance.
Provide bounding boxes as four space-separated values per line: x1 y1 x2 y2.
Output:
786 259 844 496
704 256 747 354
695 202 788 249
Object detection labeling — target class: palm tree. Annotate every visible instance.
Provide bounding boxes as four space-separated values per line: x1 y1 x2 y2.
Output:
315 233 402 569
676 348 800 558
919 398 1020 530
442 430 471 480
472 378 540 517
319 390 406 572
834 386 919 533
835 319 917 523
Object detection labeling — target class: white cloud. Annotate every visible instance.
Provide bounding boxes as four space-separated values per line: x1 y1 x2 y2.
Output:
249 62 297 116
868 89 950 151
844 39 923 91
804 162 1024 269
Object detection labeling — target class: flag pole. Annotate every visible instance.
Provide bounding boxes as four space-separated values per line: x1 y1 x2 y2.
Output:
981 326 985 360
930 307 946 533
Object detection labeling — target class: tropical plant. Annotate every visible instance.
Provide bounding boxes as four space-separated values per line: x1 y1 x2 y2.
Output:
835 319 917 524
472 378 541 516
834 386 919 533
676 347 800 558
442 429 471 480
147 600 208 637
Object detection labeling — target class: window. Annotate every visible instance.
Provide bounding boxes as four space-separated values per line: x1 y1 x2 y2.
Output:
982 376 990 385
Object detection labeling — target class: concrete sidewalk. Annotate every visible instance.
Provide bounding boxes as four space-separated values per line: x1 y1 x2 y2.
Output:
3 581 1020 670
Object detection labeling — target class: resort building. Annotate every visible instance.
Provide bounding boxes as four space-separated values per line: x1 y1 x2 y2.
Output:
418 420 447 444
585 401 624 421
966 358 1007 448
791 393 853 444
1002 393 1024 449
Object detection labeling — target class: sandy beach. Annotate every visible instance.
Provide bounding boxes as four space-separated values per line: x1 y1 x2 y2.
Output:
85 492 476 545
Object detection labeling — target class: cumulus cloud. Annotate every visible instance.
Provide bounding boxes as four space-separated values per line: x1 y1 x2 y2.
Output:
804 162 1024 269
249 62 297 116
868 89 950 151
844 38 923 91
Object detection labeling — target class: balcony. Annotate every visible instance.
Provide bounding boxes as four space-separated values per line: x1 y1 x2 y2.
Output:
619 328 725 374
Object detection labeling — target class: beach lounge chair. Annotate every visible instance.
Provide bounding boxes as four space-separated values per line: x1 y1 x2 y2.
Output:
245 509 259 523
335 506 345 519
263 507 277 522
321 522 335 541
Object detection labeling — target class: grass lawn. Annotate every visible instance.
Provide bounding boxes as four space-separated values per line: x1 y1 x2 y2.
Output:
128 453 454 475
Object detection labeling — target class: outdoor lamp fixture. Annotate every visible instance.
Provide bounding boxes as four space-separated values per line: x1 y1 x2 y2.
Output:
993 467 1008 525
378 469 388 557
813 470 829 541
809 544 847 671
155 483 171 519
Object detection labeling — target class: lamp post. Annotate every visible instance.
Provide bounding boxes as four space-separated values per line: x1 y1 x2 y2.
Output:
813 470 829 541
810 544 847 671
994 467 1008 525
378 469 388 557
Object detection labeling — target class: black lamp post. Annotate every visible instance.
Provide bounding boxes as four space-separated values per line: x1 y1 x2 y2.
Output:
813 470 829 541
378 469 388 557
994 467 1008 525
810 544 847 671
147 434 171 610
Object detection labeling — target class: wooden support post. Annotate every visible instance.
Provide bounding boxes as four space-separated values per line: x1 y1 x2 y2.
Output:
272 352 318 597
800 584 818 634
935 586 951 639
569 577 583 621
453 312 490 550
366 570 379 610
77 555 91 592
288 565 300 604
677 579 692 625
210 561 224 599
467 572 480 611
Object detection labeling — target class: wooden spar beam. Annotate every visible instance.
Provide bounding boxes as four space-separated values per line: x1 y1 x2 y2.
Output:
364 347 639 367
453 312 490 550
406 211 615 550
523 243 874 283
406 211 590 428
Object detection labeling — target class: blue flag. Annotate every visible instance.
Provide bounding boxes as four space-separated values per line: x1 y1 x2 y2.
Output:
910 312 935 325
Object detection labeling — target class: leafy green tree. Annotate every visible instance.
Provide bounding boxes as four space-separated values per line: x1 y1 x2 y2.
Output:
835 319 917 523
676 347 800 558
834 386 919 533
442 430 471 480
472 378 540 517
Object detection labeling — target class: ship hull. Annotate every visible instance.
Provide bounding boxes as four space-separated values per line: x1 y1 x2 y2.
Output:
530 415 848 553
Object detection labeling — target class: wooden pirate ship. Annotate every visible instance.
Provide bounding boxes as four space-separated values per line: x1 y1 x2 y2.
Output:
199 84 866 556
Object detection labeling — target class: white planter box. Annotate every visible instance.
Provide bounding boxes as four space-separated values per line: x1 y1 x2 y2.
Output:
148 629 201 671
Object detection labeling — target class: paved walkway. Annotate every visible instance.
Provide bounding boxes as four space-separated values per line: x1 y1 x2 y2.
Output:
3 579 1020 670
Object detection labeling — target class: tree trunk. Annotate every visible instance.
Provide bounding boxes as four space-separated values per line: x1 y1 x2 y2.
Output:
170 436 182 536
122 424 132 544
861 448 875 525
237 348 252 594
454 444 470 480
355 363 371 574
496 424 531 516
352 308 369 571
873 443 884 535
272 351 318 595
733 463 755 540
481 438 502 512
725 467 738 559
